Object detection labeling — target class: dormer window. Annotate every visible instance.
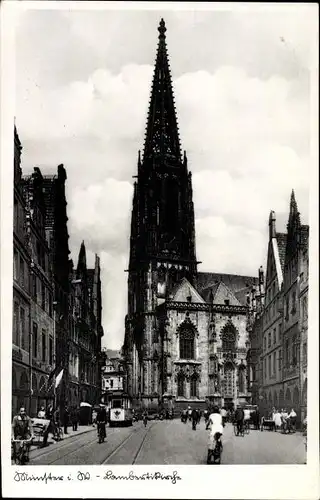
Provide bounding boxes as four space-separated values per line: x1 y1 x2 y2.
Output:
224 299 230 306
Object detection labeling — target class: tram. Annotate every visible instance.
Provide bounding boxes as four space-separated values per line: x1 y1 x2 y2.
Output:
103 391 133 427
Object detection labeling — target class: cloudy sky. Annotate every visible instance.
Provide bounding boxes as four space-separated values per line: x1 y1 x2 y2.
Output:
14 4 315 349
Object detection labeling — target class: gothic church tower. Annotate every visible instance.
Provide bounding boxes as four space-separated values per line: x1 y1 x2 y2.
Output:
124 19 197 408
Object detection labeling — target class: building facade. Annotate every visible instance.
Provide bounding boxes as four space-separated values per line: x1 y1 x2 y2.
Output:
260 212 286 414
102 356 125 394
22 168 55 415
12 126 32 415
247 193 309 423
72 242 103 406
299 232 309 422
282 192 309 424
12 127 104 416
246 267 265 406
123 20 257 412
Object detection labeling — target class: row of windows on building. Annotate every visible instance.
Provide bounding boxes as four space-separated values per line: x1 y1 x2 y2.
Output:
13 198 25 239
32 322 54 366
264 288 308 327
179 326 238 361
263 324 282 352
13 302 29 351
263 351 281 380
13 309 55 366
262 337 301 381
177 375 199 398
13 249 53 316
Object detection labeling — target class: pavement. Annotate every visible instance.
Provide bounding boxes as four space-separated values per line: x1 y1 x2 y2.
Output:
28 419 306 465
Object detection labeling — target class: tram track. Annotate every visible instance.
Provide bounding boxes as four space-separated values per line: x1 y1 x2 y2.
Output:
30 430 96 461
30 421 156 465
101 422 155 465
45 435 100 465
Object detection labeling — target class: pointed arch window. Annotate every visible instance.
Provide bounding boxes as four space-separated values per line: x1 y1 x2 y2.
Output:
238 366 245 393
222 326 236 352
177 373 185 397
190 374 198 398
179 326 195 360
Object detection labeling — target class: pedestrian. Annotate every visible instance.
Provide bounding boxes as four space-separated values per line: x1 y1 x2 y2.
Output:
289 408 297 431
197 409 201 423
234 406 244 436
191 408 198 430
188 406 192 422
37 406 46 419
46 405 54 421
203 409 209 424
71 406 79 431
220 407 227 427
63 406 69 435
273 409 282 432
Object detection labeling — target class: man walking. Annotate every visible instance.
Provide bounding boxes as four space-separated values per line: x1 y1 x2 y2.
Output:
71 406 79 431
63 405 70 435
234 406 244 436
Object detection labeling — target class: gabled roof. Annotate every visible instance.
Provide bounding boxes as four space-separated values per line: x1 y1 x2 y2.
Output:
169 277 205 304
201 280 242 306
197 272 258 306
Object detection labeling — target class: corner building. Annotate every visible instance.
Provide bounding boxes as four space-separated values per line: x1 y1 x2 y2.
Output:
123 20 258 412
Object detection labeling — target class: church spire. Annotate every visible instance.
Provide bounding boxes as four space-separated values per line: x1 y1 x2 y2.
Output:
143 19 181 162
77 240 87 277
286 189 301 262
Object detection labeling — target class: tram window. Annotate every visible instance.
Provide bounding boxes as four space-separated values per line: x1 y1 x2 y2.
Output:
112 399 122 409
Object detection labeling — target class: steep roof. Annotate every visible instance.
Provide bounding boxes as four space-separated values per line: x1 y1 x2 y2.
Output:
197 272 258 306
169 277 205 304
142 18 181 162
87 269 94 289
301 225 309 249
276 232 287 272
201 280 242 306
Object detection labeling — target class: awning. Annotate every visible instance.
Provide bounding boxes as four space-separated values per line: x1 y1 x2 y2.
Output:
80 402 92 407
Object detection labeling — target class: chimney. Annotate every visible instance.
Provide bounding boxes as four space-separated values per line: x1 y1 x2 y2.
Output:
269 211 276 239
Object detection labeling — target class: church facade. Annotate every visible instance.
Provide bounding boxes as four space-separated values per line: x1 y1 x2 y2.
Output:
122 19 260 412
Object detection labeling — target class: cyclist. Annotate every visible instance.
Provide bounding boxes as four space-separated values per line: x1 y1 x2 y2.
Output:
96 404 107 441
12 407 34 463
206 406 224 464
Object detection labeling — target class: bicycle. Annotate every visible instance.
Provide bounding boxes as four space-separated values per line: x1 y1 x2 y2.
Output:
12 437 33 465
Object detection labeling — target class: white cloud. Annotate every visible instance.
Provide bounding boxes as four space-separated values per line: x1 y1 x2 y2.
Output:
15 9 313 349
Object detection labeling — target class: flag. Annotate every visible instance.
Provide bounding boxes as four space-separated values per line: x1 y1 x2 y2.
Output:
48 365 59 384
55 369 64 388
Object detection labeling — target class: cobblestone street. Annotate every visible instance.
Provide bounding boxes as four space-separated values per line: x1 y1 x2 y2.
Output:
28 419 306 466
